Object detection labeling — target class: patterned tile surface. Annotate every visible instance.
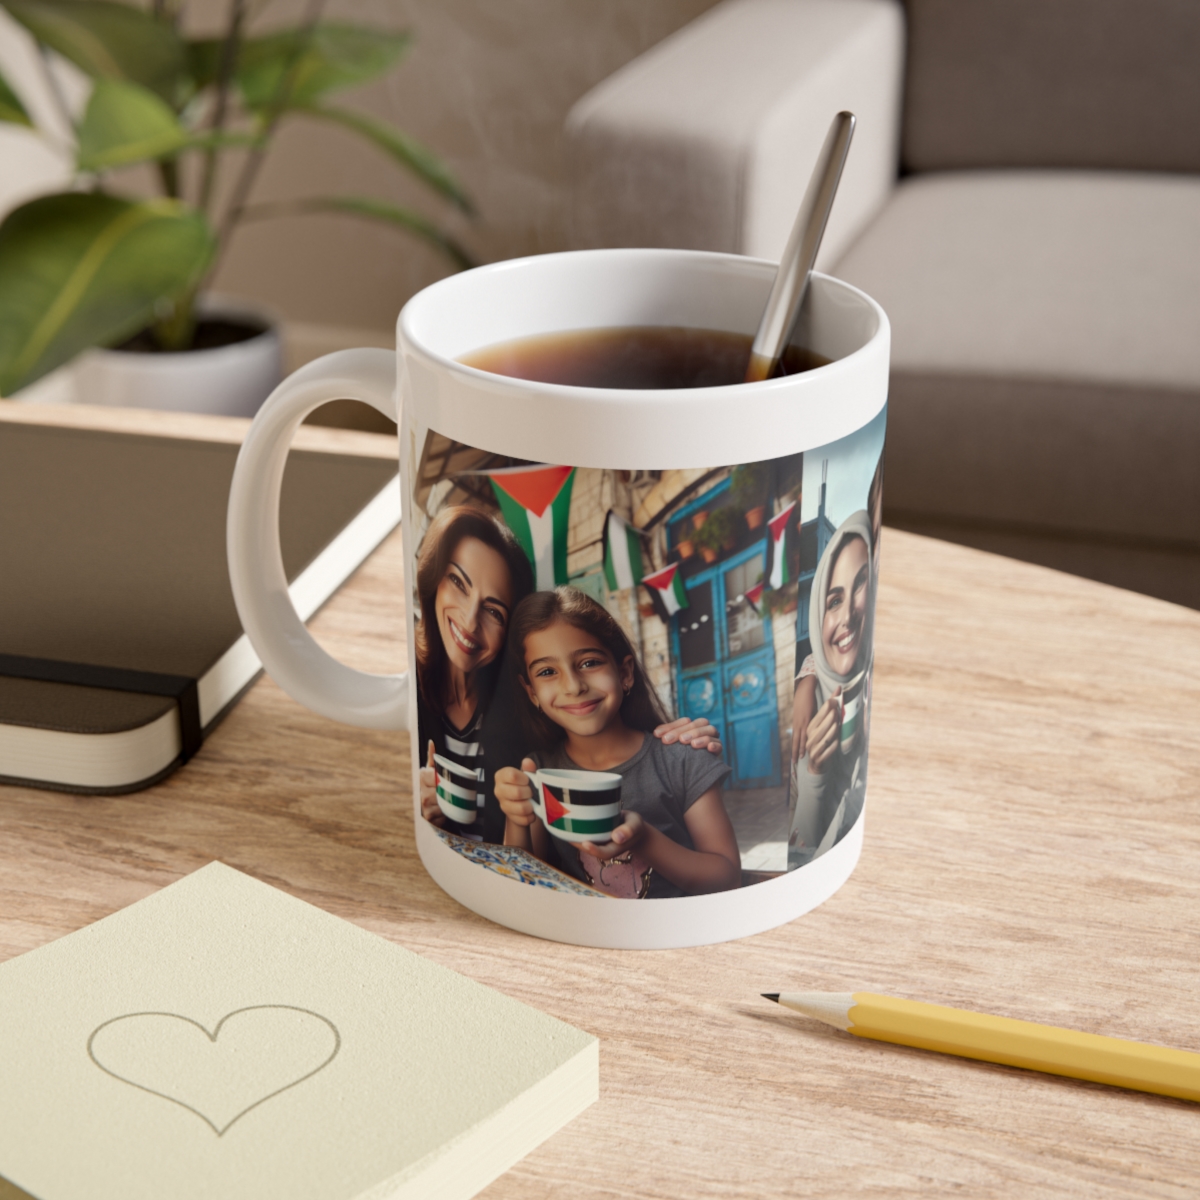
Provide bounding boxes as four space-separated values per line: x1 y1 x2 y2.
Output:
433 829 609 898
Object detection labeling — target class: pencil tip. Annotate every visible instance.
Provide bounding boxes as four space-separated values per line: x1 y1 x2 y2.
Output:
761 993 780 1003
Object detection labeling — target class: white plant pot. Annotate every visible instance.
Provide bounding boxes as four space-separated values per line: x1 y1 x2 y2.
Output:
11 295 283 418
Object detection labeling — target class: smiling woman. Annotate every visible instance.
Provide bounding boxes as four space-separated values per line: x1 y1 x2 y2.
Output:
788 509 877 867
821 533 870 675
414 506 534 839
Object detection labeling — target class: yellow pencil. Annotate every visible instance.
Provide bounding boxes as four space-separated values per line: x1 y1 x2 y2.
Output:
763 992 1200 1102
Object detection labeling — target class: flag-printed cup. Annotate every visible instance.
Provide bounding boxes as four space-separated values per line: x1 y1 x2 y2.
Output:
532 769 623 844
433 754 481 825
838 678 865 756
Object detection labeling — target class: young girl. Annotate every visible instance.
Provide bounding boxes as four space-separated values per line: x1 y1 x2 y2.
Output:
494 588 741 898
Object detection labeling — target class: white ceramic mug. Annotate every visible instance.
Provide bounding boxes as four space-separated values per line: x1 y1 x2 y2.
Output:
227 248 889 948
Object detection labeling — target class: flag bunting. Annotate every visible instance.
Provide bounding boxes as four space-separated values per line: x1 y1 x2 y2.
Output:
642 562 689 619
767 500 798 590
486 464 576 591
602 510 645 592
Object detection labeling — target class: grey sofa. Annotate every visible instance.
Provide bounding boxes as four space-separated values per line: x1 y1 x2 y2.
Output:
566 0 1200 607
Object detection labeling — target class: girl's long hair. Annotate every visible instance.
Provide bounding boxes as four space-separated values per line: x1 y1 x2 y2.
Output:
505 586 667 749
414 505 533 721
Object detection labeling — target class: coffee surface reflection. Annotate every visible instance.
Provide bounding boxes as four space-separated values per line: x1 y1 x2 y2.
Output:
460 326 829 390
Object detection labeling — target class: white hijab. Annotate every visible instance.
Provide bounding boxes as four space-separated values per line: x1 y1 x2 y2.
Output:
807 509 875 699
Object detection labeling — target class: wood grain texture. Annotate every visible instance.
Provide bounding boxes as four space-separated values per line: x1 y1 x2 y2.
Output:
2 411 1199 1198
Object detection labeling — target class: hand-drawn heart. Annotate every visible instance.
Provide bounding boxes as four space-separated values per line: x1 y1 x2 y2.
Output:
87 1005 340 1135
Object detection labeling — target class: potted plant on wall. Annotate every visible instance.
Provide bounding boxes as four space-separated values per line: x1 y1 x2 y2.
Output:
0 0 472 415
693 506 735 564
730 462 769 530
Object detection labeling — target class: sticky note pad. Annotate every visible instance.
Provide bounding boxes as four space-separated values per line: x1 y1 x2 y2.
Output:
0 863 597 1200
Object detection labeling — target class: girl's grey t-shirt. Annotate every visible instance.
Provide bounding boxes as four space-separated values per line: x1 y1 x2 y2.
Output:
536 734 732 898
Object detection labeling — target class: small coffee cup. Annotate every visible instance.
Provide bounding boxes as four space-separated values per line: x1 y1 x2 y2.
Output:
433 754 481 825
531 768 623 844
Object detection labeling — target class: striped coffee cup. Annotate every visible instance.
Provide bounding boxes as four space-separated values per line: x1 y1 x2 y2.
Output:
532 768 623 844
838 677 865 755
433 753 481 825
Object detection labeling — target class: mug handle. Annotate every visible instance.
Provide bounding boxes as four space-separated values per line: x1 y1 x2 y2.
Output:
226 348 407 731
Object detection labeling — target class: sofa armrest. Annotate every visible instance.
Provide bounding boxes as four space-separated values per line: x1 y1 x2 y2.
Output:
566 0 904 266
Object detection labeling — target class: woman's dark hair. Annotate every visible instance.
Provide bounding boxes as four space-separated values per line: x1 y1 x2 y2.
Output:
414 505 534 719
505 586 667 748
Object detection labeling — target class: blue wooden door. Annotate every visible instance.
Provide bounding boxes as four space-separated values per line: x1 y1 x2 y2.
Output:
672 544 780 790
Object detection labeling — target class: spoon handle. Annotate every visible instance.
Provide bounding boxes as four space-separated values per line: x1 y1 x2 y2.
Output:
745 111 856 383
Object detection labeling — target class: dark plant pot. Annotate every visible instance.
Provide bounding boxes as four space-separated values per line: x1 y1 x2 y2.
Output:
745 505 766 530
692 510 708 531
700 546 719 564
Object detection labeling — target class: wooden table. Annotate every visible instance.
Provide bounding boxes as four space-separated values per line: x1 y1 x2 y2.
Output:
3 406 1199 1198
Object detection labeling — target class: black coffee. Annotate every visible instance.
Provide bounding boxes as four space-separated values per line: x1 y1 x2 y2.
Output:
459 326 829 389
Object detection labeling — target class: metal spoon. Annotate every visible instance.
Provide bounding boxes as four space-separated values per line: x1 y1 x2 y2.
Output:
745 111 856 383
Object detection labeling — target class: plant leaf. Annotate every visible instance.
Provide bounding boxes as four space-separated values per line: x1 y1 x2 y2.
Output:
2 0 186 104
0 192 214 394
188 23 410 109
242 196 475 270
242 24 410 109
301 105 473 213
77 79 189 171
0 67 33 126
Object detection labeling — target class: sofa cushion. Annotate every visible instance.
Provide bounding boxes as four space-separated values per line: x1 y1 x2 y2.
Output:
834 172 1200 545
903 0 1200 174
566 0 905 266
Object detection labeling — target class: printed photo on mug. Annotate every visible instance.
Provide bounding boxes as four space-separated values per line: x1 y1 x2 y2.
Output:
411 405 886 899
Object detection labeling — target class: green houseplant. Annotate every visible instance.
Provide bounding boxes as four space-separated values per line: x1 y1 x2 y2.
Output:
0 0 472 402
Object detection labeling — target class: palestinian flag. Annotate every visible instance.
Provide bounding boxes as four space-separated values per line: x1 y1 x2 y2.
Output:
535 774 623 844
487 464 576 591
602 510 644 591
766 500 798 589
744 581 766 615
641 562 689 619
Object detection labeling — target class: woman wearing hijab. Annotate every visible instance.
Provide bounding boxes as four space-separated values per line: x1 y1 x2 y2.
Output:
787 510 875 867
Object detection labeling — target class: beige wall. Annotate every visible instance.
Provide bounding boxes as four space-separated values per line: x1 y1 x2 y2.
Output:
189 0 720 333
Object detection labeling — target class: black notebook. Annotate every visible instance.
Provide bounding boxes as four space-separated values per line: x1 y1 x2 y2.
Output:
0 420 399 793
